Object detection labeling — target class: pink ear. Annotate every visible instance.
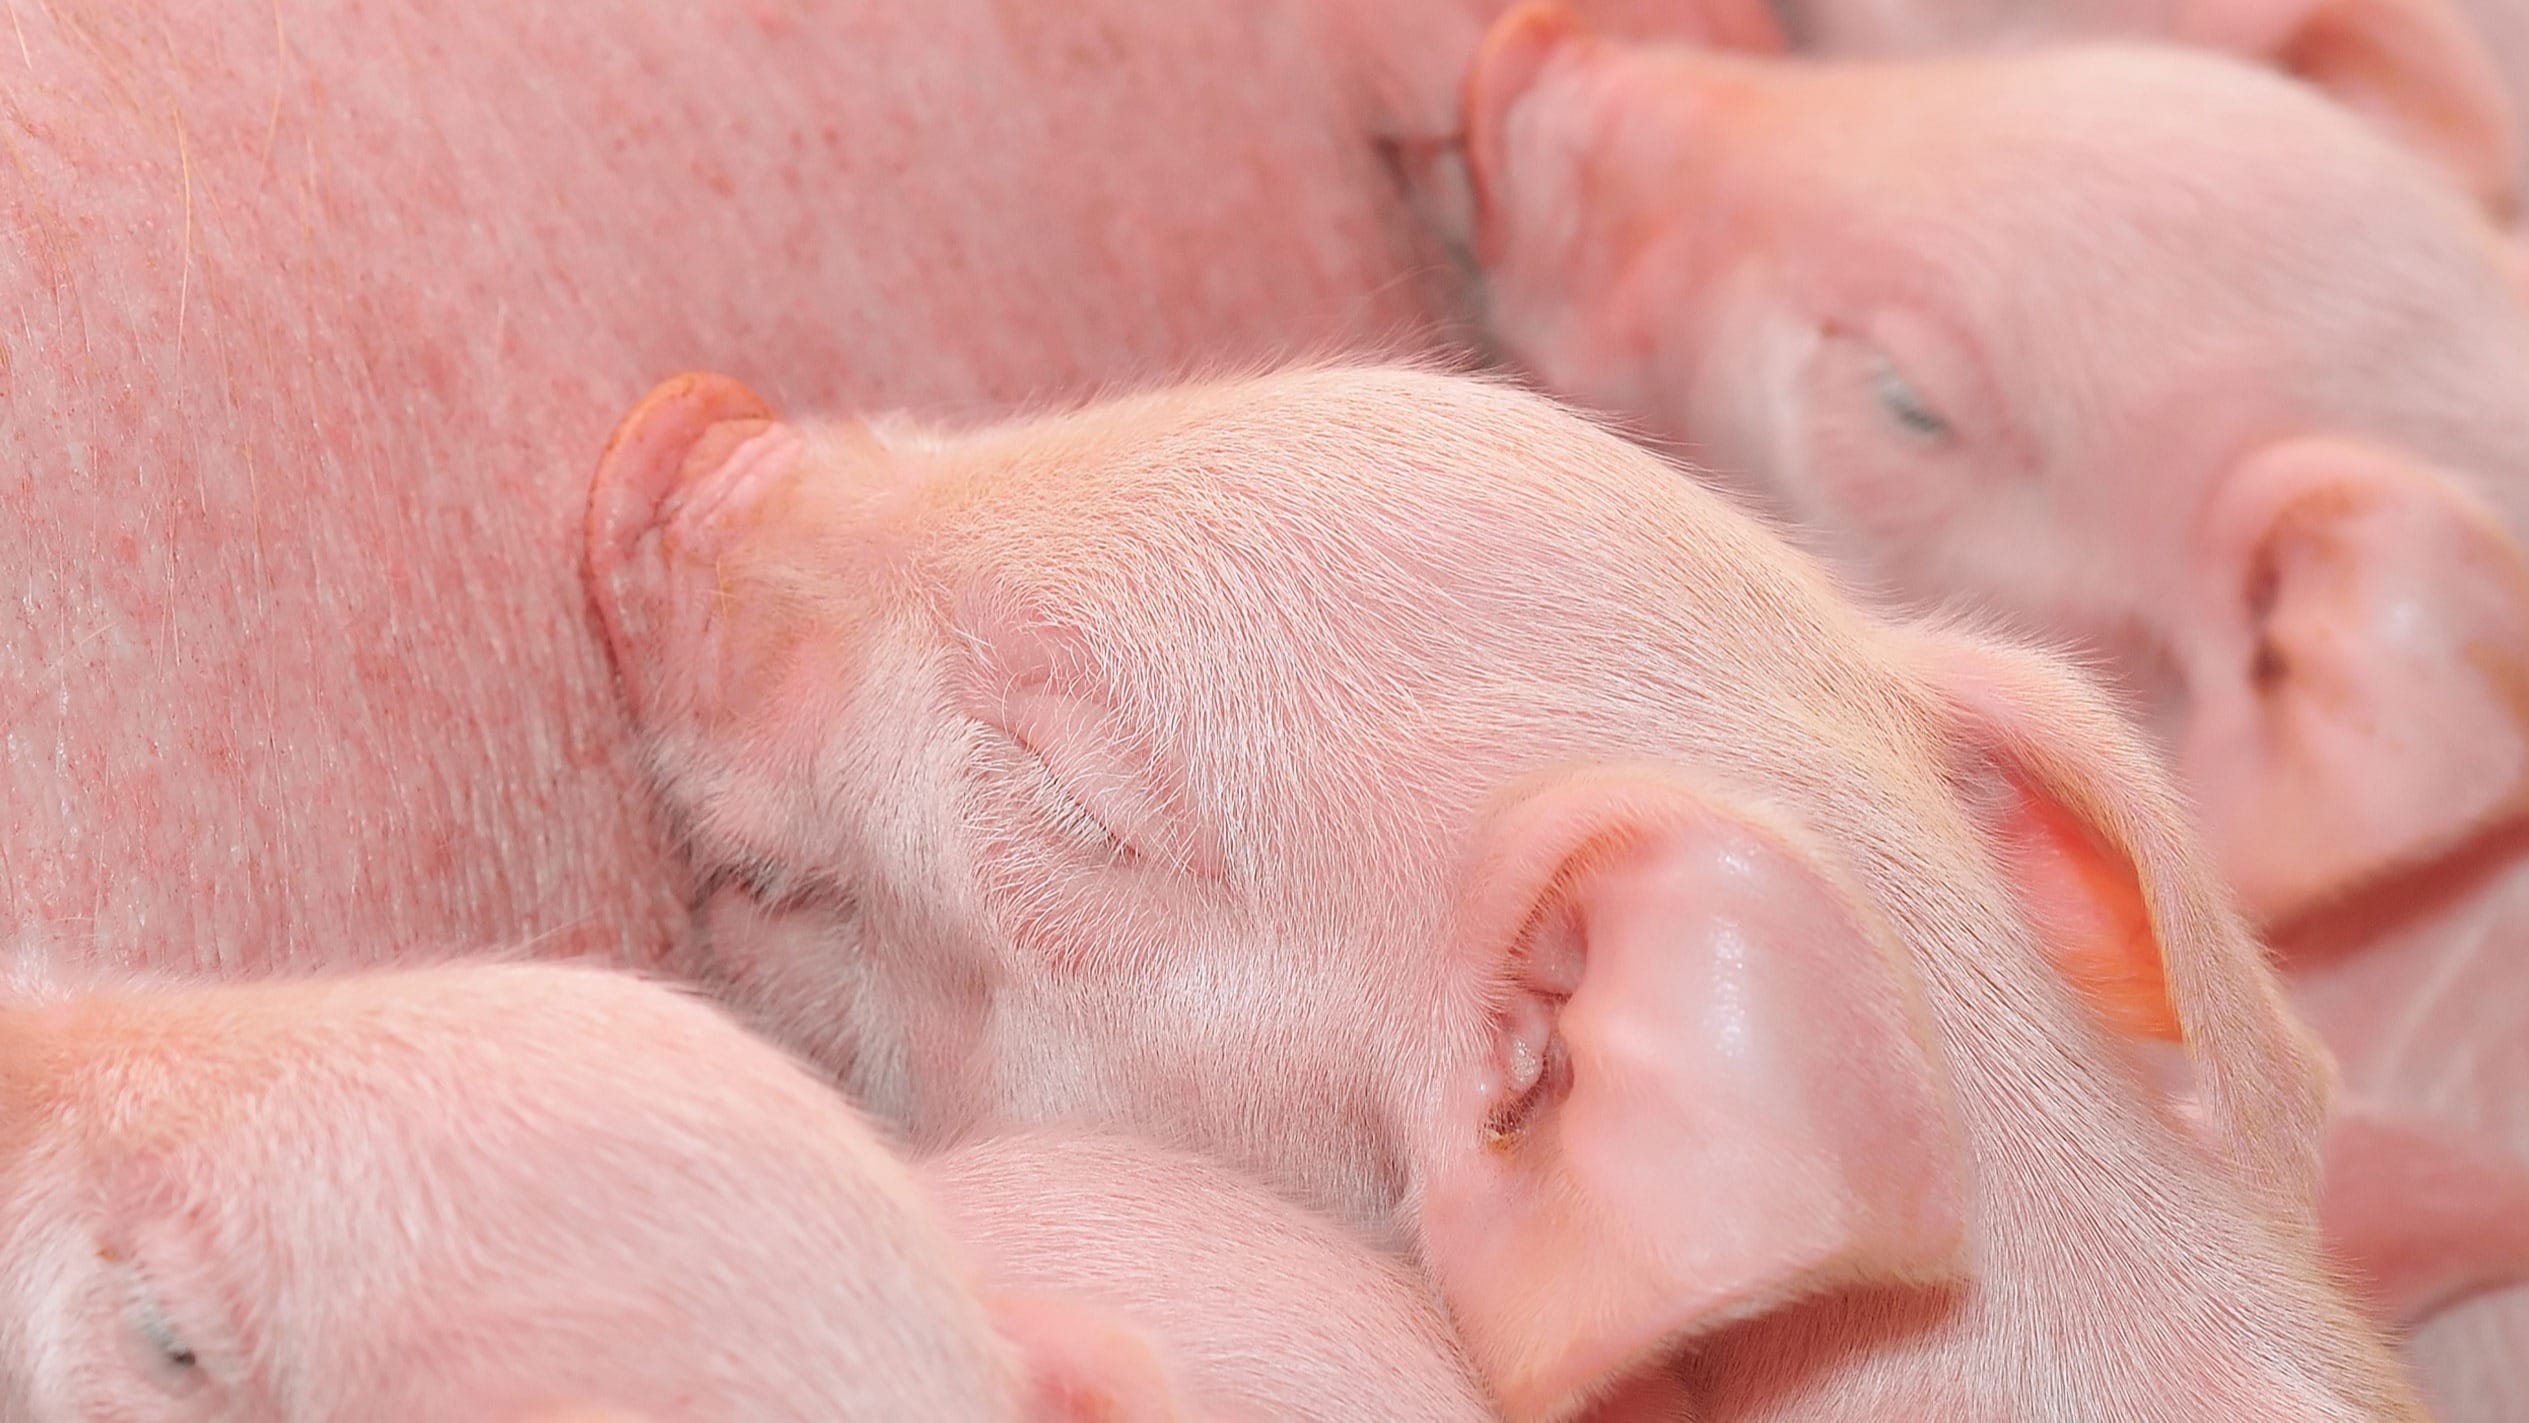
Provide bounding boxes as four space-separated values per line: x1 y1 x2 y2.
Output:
1465 2 1598 253
2178 0 2518 215
991 1293 1185 1423
1422 767 1970 1423
2320 1098 2529 1329
1909 633 2335 1224
2177 436 2529 925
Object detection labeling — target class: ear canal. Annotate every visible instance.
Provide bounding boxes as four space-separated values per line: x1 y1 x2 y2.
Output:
2178 436 2529 926
1423 766 1970 1423
1908 632 2334 1229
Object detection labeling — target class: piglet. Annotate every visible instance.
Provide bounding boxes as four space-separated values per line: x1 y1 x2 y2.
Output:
0 961 1180 1421
1450 13 2529 1413
589 362 2421 1420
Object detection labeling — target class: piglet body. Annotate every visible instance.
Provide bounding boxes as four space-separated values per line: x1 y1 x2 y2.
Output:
0 961 1178 1422
924 1129 1499 1422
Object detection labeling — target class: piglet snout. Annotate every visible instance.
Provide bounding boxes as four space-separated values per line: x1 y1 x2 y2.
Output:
585 371 798 722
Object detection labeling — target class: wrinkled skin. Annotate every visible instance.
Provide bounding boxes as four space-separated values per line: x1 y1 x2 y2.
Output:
0 960 1189 1421
924 1129 1498 1422
1453 18 2529 1417
593 363 2417 1421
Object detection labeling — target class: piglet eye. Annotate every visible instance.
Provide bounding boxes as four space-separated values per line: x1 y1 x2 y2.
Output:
125 1280 203 1387
138 1299 194 1369
1872 355 1951 439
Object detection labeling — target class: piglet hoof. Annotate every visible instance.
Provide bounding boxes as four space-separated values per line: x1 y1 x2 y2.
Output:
584 371 796 723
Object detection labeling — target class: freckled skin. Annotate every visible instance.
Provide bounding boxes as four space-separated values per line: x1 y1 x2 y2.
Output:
0 0 1508 980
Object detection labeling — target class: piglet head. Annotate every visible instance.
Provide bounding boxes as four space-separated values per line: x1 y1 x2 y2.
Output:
589 364 2411 1421
1460 15 2529 926
587 367 1980 1423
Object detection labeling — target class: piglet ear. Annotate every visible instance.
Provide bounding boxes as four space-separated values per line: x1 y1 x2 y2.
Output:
2180 0 2517 215
1909 634 2335 1222
991 1293 1185 1423
2320 1098 2529 1329
2177 436 2529 926
1422 766 1971 1423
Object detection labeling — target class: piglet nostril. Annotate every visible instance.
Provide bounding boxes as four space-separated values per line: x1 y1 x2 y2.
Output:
584 371 781 720
587 375 774 597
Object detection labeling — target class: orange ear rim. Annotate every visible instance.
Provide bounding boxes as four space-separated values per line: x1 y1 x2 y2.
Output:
1985 770 2186 1042
1906 631 2335 1224
1464 2 1595 239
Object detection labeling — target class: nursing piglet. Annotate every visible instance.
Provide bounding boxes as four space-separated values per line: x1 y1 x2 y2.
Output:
588 363 2416 1420
0 962 1179 1422
1451 13 2529 1412
924 1129 1497 1422
1456 9 2529 932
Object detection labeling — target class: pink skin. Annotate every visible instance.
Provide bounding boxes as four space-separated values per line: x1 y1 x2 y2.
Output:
592 363 2417 1420
1453 14 2529 1417
1 0 1551 984
1763 0 2525 218
922 1129 1499 1422
0 959 1184 1422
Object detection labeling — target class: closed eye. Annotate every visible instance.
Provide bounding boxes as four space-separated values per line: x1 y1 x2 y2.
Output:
119 1267 208 1394
955 596 1220 878
1872 354 1951 439
1005 726 1139 866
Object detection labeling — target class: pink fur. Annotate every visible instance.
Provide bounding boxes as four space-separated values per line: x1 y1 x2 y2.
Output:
591 362 2419 1419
